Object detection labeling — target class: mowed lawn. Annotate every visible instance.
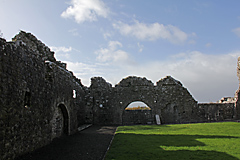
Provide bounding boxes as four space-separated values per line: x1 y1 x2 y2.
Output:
105 122 240 160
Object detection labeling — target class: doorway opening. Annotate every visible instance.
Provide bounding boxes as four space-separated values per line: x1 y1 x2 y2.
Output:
52 104 69 138
58 104 69 135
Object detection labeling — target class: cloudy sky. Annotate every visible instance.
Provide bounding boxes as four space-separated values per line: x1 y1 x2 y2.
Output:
1 0 240 102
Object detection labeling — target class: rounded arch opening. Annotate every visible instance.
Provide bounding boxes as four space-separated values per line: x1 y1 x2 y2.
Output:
122 101 154 125
125 101 151 110
58 104 69 136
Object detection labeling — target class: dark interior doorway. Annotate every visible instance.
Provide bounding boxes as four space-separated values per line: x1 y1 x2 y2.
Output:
58 104 69 135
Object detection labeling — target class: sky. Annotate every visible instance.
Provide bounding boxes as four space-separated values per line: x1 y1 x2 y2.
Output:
126 101 150 109
1 0 240 102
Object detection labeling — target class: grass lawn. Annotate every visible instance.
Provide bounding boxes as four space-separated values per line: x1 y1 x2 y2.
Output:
105 122 240 160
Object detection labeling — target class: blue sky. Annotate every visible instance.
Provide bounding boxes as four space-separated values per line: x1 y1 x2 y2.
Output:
1 0 240 102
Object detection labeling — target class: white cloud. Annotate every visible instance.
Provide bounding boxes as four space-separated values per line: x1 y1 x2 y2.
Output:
232 27 240 37
50 46 72 53
188 40 196 44
205 43 212 47
68 28 79 36
63 61 101 86
65 61 99 75
61 0 109 23
62 51 239 102
113 20 188 44
137 42 144 52
103 32 112 40
124 51 239 102
95 41 130 63
50 46 73 60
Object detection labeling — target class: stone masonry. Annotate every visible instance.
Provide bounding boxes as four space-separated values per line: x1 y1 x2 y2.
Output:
0 31 86 160
88 76 199 125
235 57 240 119
0 31 239 160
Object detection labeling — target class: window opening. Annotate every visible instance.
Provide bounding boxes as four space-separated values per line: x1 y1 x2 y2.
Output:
73 90 76 98
24 91 31 108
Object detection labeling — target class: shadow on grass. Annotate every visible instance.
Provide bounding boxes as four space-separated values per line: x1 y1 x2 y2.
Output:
106 133 239 160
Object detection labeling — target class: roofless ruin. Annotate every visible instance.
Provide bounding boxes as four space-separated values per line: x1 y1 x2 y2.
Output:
1 31 240 159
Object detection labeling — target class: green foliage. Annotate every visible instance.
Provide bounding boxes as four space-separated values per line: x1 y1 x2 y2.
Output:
105 122 240 160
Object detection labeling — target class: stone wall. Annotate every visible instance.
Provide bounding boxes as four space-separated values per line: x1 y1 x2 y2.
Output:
122 110 153 125
89 76 199 125
0 31 86 160
88 74 238 125
197 103 236 122
235 57 240 119
1 31 239 160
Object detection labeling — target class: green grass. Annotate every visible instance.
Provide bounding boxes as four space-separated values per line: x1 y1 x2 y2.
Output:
105 122 240 160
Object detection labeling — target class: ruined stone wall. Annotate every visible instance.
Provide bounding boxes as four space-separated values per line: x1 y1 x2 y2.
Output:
1 31 239 159
89 76 199 125
113 76 156 125
155 76 199 124
197 103 236 122
88 77 114 124
89 74 238 125
0 31 86 160
123 110 153 125
235 57 240 119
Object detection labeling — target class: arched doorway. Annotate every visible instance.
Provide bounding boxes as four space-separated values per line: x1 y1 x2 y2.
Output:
122 101 154 125
58 104 69 135
52 104 69 138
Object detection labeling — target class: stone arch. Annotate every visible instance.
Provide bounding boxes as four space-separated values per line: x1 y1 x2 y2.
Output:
122 100 154 125
89 76 198 125
52 103 70 138
124 101 152 110
114 88 157 125
58 103 69 135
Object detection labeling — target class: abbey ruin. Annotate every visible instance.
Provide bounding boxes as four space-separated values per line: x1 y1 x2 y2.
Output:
1 31 240 159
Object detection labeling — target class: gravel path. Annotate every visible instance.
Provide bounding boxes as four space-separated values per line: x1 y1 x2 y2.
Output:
15 126 117 160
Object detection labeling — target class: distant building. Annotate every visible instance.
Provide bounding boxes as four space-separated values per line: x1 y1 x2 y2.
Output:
217 97 236 103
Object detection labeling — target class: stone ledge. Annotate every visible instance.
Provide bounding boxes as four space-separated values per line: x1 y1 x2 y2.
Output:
77 124 92 132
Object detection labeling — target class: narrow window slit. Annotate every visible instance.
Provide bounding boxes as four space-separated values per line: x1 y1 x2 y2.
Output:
24 91 31 108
